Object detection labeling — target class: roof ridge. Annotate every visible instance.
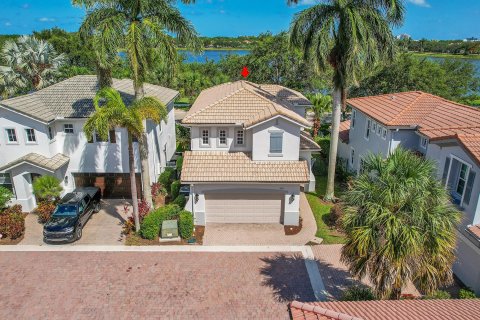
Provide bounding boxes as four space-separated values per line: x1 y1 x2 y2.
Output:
348 90 423 102
421 125 480 132
422 91 480 111
386 92 427 125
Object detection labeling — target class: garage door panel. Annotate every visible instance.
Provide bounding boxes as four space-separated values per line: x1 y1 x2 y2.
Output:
206 193 283 223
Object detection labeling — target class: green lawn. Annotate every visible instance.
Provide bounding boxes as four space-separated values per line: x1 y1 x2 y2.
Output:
306 175 346 244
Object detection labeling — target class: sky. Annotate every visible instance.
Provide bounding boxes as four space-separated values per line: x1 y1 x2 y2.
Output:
0 0 479 40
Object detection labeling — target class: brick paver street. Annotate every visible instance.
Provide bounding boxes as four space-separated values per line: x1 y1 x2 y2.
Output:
0 251 315 319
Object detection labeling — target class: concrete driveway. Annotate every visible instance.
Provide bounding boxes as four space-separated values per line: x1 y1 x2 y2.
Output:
19 199 128 246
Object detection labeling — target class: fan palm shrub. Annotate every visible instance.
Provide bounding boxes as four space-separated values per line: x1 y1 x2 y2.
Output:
341 148 461 299
308 93 332 137
32 175 63 201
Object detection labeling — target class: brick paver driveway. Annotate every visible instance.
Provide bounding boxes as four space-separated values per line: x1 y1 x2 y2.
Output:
0 251 315 319
19 199 127 246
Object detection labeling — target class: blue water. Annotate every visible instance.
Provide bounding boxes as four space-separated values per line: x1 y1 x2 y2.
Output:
426 56 480 77
179 49 250 63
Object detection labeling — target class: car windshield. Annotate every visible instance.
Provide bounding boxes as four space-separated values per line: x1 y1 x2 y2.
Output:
52 205 77 217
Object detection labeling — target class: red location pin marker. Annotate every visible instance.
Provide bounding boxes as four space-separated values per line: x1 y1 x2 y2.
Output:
241 66 250 78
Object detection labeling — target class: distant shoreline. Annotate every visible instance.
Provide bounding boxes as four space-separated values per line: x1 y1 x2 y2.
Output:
177 47 250 51
411 52 480 60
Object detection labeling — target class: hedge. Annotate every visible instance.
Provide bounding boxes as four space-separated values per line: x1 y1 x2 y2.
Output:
139 204 181 240
176 156 183 172
172 195 186 208
170 180 181 200
158 167 175 191
178 210 194 239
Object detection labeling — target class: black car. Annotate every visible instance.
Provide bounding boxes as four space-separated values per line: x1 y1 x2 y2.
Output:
43 187 101 243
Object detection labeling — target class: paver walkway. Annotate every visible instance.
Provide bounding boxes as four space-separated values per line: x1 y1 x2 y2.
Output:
19 199 127 246
0 251 316 319
204 193 317 246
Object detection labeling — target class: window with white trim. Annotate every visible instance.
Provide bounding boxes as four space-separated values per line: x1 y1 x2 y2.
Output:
270 132 283 154
456 163 468 196
364 119 371 140
25 128 36 143
382 127 387 140
351 110 356 128
0 173 14 194
5 128 17 143
218 129 227 146
377 124 382 135
464 170 476 205
48 126 55 140
64 124 74 134
350 148 355 166
236 130 244 145
201 129 209 145
372 122 377 133
420 137 428 149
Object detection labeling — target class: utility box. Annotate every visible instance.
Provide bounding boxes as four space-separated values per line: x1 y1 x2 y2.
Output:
161 220 179 239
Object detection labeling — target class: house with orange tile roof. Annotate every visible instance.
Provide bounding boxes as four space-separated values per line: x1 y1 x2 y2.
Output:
180 80 320 226
337 91 480 294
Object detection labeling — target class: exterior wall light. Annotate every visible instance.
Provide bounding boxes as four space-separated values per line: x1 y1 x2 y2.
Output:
289 194 295 204
194 194 199 204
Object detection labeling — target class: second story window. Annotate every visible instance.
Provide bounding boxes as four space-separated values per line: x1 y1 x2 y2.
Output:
236 130 244 145
270 132 283 154
5 128 17 143
382 127 387 140
218 129 227 146
64 124 74 134
420 137 428 149
372 122 377 133
351 110 356 128
25 128 36 143
350 148 355 166
201 129 209 145
377 124 382 135
48 126 55 140
364 119 371 140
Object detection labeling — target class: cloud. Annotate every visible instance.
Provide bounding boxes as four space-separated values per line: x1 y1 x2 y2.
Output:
22 3 30 9
407 0 430 7
5 22 12 27
38 17 56 22
219 9 226 14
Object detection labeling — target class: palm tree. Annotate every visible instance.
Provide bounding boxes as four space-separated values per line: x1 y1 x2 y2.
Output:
341 148 460 300
74 0 200 208
0 36 66 96
308 93 332 137
84 87 168 232
289 0 404 200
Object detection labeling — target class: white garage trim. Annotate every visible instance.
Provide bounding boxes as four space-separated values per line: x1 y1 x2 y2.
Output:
205 193 283 224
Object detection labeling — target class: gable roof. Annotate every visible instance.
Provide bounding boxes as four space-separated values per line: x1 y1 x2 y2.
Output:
0 153 69 173
300 131 322 151
181 80 311 128
339 120 351 143
0 75 179 123
290 299 480 320
347 91 480 164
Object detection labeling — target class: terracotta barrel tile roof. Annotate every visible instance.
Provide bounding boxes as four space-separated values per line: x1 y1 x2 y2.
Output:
182 80 311 127
339 120 351 143
467 224 480 240
290 299 480 320
300 132 322 151
0 153 69 173
181 151 310 183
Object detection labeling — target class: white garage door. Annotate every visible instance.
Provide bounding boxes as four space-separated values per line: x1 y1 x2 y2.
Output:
205 193 283 223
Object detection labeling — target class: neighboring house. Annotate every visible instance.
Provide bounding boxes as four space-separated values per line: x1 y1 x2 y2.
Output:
290 299 480 320
337 91 480 294
180 80 320 226
0 75 178 212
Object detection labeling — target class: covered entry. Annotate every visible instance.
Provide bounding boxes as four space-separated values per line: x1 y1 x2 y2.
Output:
73 173 142 199
205 193 283 223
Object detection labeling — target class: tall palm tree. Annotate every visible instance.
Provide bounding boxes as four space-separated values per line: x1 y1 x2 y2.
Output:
74 0 200 207
0 36 66 96
289 0 404 200
84 87 168 232
308 93 332 137
341 148 460 300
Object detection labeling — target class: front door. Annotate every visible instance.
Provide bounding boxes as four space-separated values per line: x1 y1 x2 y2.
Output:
30 173 42 202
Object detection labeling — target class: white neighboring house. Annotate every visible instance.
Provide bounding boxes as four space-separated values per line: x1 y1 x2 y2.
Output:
180 80 320 226
0 75 178 212
337 91 480 294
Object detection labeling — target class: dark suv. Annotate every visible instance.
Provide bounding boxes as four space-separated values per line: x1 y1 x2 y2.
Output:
43 187 101 243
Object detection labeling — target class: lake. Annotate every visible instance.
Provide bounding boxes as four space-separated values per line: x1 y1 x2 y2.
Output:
426 56 480 77
179 49 250 63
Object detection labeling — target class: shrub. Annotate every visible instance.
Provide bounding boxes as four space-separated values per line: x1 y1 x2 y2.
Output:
35 201 56 224
459 288 477 299
33 175 63 201
312 156 327 176
0 187 13 209
170 180 181 200
341 286 376 301
151 182 166 198
138 199 151 223
176 156 183 172
158 168 175 192
315 136 331 160
172 195 187 208
423 290 451 299
178 210 194 239
140 204 181 240
327 203 344 230
0 204 25 239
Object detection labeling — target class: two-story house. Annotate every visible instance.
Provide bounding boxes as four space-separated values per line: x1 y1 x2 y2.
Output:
337 91 480 294
0 75 178 212
180 80 320 226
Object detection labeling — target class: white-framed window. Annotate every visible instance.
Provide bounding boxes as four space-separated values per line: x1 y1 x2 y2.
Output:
218 129 227 146
236 130 244 145
382 127 387 140
63 124 74 134
364 119 371 140
201 129 209 145
351 110 356 128
48 126 55 140
90 130 116 143
464 170 476 206
372 122 377 133
420 137 428 149
5 128 18 143
25 128 36 143
456 163 469 197
270 132 283 154
0 173 14 195
350 147 355 166
377 124 382 135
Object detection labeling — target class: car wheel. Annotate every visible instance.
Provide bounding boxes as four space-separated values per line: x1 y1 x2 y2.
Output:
75 226 82 240
94 202 101 213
